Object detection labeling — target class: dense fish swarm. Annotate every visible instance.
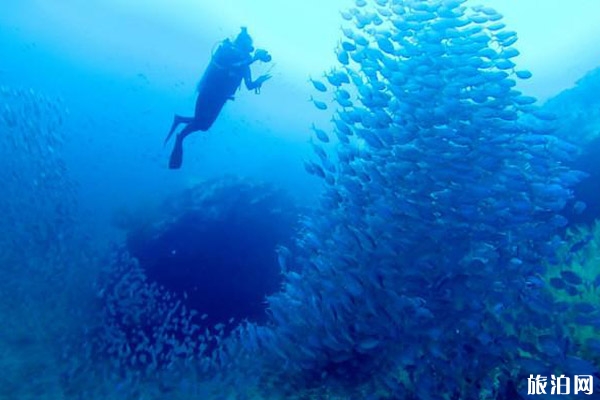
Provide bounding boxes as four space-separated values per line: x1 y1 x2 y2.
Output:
93 250 218 388
0 86 77 259
213 0 597 398
0 87 96 399
87 177 299 397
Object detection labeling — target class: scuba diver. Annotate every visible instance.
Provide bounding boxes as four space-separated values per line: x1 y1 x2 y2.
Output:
165 27 272 169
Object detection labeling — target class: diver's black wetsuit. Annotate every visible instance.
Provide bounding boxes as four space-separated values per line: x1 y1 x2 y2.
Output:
165 30 271 169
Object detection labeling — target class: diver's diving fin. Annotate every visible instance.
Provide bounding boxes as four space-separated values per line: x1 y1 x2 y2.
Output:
164 119 179 146
169 135 184 169
165 115 193 146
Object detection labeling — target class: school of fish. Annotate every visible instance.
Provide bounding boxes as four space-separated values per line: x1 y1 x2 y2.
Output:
213 0 599 398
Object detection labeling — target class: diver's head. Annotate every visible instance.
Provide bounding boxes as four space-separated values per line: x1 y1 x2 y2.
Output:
234 27 254 53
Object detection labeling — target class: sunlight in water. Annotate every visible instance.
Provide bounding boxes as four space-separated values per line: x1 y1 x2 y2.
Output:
2 0 600 99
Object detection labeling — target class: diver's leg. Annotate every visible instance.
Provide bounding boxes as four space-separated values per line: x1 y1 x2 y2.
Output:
194 95 205 119
169 123 198 169
194 97 228 131
164 114 194 145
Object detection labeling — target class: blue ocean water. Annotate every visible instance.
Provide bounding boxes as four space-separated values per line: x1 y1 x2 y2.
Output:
1 0 600 399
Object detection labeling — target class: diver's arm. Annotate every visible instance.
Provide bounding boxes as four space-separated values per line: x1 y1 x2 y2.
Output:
243 67 271 92
243 68 258 91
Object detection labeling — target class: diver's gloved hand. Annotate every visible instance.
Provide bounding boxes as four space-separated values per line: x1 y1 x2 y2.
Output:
254 49 272 63
254 74 272 94
256 74 271 86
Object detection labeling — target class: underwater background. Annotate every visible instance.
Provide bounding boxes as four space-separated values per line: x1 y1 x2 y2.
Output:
2 0 600 399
